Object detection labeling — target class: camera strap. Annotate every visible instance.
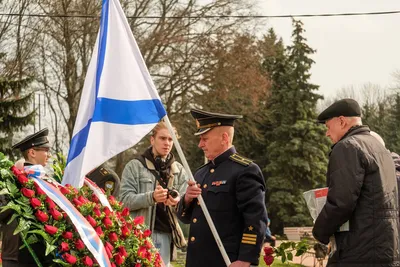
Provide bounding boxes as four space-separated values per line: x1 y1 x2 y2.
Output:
136 155 168 189
136 155 187 249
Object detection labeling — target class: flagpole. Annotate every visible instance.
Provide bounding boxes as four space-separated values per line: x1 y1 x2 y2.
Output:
163 115 231 267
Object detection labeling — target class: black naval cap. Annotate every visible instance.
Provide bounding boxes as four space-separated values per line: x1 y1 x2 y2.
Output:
317 98 361 123
190 108 243 135
12 128 50 152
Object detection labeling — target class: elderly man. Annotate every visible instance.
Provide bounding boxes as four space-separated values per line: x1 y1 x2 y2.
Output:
313 99 399 267
177 109 268 267
0 128 54 267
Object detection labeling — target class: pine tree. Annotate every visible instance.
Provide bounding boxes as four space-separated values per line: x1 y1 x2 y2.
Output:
384 93 400 152
262 20 330 233
0 78 35 159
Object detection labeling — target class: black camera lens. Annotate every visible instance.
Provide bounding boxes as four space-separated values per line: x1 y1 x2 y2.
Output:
168 189 178 198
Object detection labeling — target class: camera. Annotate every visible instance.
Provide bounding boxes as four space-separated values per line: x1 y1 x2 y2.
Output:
167 188 179 199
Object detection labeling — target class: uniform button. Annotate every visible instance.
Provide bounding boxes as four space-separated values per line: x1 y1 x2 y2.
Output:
190 236 195 242
203 184 207 188
197 201 200 205
193 218 197 223
182 212 186 216
210 169 215 173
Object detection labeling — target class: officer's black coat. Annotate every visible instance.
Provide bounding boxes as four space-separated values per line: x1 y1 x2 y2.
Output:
177 147 268 266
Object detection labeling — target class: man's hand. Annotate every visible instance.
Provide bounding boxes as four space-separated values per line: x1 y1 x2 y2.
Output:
229 260 250 267
153 185 168 203
164 193 180 206
184 180 202 205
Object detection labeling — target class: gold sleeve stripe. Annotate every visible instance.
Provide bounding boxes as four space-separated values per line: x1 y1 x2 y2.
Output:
242 237 257 242
242 233 257 238
241 240 256 245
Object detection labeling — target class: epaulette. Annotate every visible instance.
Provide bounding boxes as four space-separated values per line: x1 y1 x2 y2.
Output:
229 153 253 166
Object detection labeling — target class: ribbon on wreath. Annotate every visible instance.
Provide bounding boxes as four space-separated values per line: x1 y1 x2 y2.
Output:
84 177 112 210
24 165 111 267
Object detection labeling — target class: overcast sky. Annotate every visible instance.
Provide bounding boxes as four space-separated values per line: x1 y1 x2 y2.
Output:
263 0 400 98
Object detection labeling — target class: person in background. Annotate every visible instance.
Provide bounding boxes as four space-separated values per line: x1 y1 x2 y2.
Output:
313 99 399 266
118 121 188 266
86 164 121 196
0 128 54 267
264 218 276 247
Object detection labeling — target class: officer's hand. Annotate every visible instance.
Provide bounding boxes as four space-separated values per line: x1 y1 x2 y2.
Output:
153 185 168 203
184 180 202 205
229 261 250 267
165 194 180 206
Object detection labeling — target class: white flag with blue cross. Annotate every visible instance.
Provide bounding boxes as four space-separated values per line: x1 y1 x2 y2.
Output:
62 0 166 188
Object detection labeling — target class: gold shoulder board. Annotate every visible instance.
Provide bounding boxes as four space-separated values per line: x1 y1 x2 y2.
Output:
229 153 253 166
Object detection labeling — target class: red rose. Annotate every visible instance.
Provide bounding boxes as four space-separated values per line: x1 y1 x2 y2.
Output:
30 198 42 209
78 195 88 204
264 246 274 255
114 254 124 265
59 186 70 195
264 254 274 266
10 165 21 174
63 253 77 264
95 226 104 237
45 197 56 209
86 215 97 227
91 194 99 203
35 210 49 223
121 226 130 238
21 188 35 198
93 207 102 217
75 239 85 250
144 240 152 249
135 263 141 267
105 241 114 252
108 195 116 203
143 229 151 238
49 208 63 221
121 207 130 217
17 174 29 185
72 198 83 207
109 232 118 243
138 246 147 258
134 216 144 225
118 246 127 258
103 216 113 229
103 206 111 216
44 225 58 235
60 242 69 252
82 256 93 266
34 182 46 195
111 263 116 267
62 231 73 239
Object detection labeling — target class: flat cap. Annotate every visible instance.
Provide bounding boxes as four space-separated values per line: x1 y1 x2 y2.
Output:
12 128 50 152
317 98 361 123
190 109 242 135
